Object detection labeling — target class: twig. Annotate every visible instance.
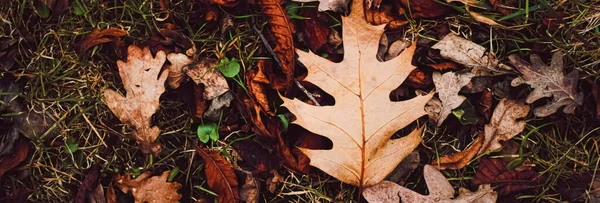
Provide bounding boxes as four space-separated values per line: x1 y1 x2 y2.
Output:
252 25 321 106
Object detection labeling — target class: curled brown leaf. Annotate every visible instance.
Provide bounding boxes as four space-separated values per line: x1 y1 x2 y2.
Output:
77 28 127 55
196 147 240 203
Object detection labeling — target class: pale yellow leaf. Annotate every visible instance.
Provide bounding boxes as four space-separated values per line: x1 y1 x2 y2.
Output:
282 0 432 188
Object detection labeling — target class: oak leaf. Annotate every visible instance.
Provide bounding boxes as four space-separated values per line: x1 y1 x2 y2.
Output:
196 147 240 203
104 45 168 156
432 71 474 126
434 99 529 169
115 171 182 203
282 0 432 188
363 165 498 202
432 34 513 76
509 52 582 117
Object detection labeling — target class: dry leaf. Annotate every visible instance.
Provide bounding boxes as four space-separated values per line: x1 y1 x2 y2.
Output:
363 165 498 202
434 135 483 169
364 3 409 30
473 158 544 195
293 0 350 12
76 165 100 203
115 171 182 203
166 49 194 89
299 6 330 52
105 183 116 203
479 98 529 154
258 0 296 90
432 71 475 126
397 0 449 18
489 0 516 15
0 140 28 181
509 52 582 117
196 147 240 203
104 45 168 156
239 171 259 203
266 169 284 193
425 96 442 122
40 0 68 16
282 0 432 188
434 99 529 169
77 28 127 55
184 58 228 100
432 34 513 76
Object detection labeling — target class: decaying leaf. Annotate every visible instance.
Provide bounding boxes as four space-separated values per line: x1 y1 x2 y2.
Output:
184 58 228 100
283 0 432 188
473 158 544 195
364 3 408 30
432 34 513 76
397 0 449 18
257 0 295 90
509 52 582 117
432 71 474 126
0 140 28 181
489 0 516 15
293 0 350 12
166 49 194 89
363 165 498 202
196 147 240 203
75 165 100 203
104 45 168 156
434 99 529 169
299 6 330 53
77 28 127 55
239 171 259 203
115 171 182 203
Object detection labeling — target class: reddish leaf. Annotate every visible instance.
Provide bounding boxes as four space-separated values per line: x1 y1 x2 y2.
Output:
257 0 296 90
198 0 239 7
77 28 127 55
404 68 432 89
426 61 462 71
542 11 567 30
364 3 408 30
489 0 517 15
473 158 544 195
587 78 600 120
148 23 193 55
232 140 280 174
299 6 330 52
115 171 182 203
196 147 240 203
476 89 493 121
397 0 449 18
75 165 100 203
194 84 207 119
434 135 483 170
246 60 273 114
106 183 116 203
0 140 28 181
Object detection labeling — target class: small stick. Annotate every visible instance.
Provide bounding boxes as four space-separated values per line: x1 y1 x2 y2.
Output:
252 25 321 106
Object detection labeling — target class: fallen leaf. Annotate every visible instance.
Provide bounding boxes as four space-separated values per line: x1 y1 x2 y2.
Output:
184 58 228 100
103 45 168 156
427 61 462 71
257 0 296 90
88 183 106 203
40 0 68 16
266 169 284 193
115 171 182 203
434 99 528 169
293 0 350 12
473 158 543 195
542 11 567 30
432 71 475 126
363 165 498 202
76 165 100 203
557 171 595 202
432 34 513 76
478 98 529 154
165 48 194 89
299 6 330 53
397 0 449 18
425 96 442 123
461 76 495 94
509 52 582 117
587 79 600 120
232 140 279 174
385 151 420 184
149 23 194 55
282 0 432 188
434 135 483 170
247 60 274 114
198 0 240 7
105 183 116 203
0 139 28 181
77 28 127 55
196 147 240 203
364 3 408 30
239 171 259 203
204 92 234 121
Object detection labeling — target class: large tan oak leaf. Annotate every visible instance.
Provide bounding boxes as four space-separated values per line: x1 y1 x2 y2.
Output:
281 0 432 188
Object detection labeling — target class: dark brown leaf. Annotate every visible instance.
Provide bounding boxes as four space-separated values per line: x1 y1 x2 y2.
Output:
587 79 600 120
198 0 239 7
75 165 100 203
434 135 483 170
0 140 28 181
77 28 127 55
364 3 408 30
489 0 516 15
299 6 330 52
196 147 240 203
105 183 116 203
426 61 462 71
397 0 449 18
194 84 207 119
473 158 543 195
232 140 280 174
41 0 69 16
258 0 295 90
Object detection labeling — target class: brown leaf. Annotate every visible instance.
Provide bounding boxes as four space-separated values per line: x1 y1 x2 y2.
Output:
405 68 432 89
489 0 516 15
478 99 529 154
476 89 493 121
149 24 193 56
184 58 228 100
434 135 483 170
293 0 350 12
105 183 116 203
397 0 449 18
258 0 296 90
198 0 239 7
88 184 106 203
247 60 273 114
232 140 280 173
542 11 567 30
239 172 259 203
299 6 330 52
427 61 462 71
473 158 543 195
432 71 475 126
364 3 409 30
363 165 498 202
196 147 240 203
77 28 127 55
165 48 194 89
194 84 207 119
0 140 28 181
587 79 600 120
283 0 432 188
266 170 283 193
103 45 168 156
76 165 100 203
115 171 182 203
509 52 582 117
